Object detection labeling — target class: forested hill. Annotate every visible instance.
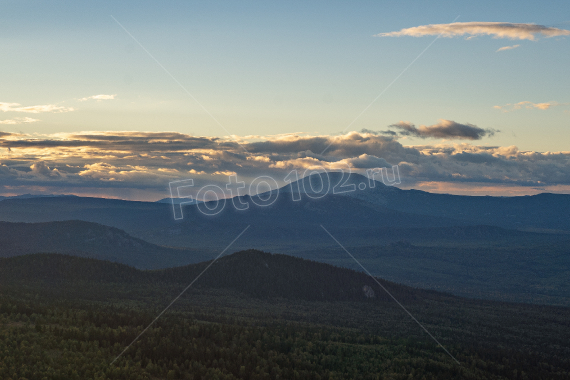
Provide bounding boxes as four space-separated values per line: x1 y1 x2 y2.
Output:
0 250 436 303
158 250 433 302
0 220 212 269
0 253 146 283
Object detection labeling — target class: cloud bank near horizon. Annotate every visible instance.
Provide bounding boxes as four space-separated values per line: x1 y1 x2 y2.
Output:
1 129 570 199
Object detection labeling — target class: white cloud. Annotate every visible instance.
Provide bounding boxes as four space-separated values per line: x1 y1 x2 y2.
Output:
375 22 570 41
494 101 568 112
496 44 520 52
336 154 391 169
78 94 117 102
0 117 40 125
0 102 73 113
30 161 63 178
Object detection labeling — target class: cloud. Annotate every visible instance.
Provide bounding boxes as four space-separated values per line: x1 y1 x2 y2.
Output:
494 101 568 112
245 132 418 164
0 131 233 152
375 22 570 41
496 44 520 52
78 94 117 102
0 102 73 113
388 120 495 140
29 161 63 178
0 117 40 125
336 154 391 169
2 130 570 199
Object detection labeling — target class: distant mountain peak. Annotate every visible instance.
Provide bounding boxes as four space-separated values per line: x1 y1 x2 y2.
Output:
0 193 77 201
279 171 389 193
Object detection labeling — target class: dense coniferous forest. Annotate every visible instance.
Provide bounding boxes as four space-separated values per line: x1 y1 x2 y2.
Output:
1 251 570 379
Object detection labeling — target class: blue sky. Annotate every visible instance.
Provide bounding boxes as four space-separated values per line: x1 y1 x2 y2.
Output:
1 1 569 199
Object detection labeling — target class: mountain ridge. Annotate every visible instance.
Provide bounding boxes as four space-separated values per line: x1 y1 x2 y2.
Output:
0 220 213 269
0 250 435 303
3 173 570 234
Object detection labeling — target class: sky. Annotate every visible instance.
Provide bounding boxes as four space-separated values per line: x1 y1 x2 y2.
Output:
1 1 569 200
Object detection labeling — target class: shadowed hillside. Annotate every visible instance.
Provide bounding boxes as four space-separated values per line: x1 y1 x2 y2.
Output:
0 250 432 303
0 220 213 269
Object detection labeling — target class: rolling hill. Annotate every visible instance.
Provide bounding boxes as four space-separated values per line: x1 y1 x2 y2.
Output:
0 250 430 303
1 219 567 305
0 220 213 269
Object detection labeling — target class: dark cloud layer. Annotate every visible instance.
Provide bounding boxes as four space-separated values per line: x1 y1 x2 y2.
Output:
0 132 235 152
388 120 496 140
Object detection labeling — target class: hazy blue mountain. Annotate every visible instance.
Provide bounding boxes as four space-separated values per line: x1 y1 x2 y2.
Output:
1 219 566 304
289 238 570 306
0 176 569 251
0 220 213 269
0 193 77 201
282 171 570 231
277 170 401 204
0 193 472 251
156 197 202 204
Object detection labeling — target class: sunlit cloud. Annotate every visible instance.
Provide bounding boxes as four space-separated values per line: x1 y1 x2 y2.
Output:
494 101 569 112
1 130 570 199
496 44 520 52
0 102 73 113
78 94 117 102
0 117 40 125
29 161 63 178
375 22 570 41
